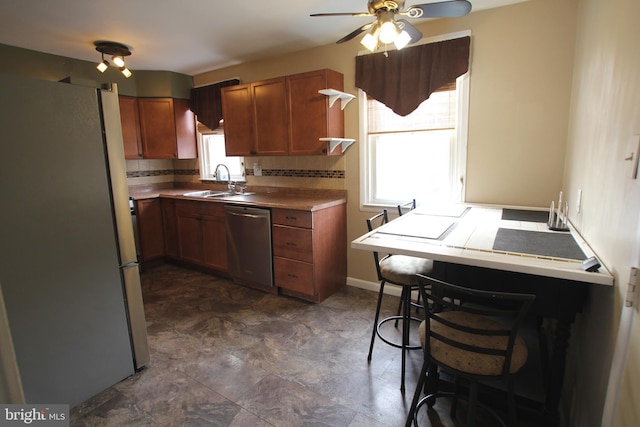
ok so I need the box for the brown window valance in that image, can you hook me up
[189,79,239,130]
[355,36,470,116]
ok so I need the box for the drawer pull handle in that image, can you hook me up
[285,242,297,247]
[286,216,297,220]
[287,274,298,279]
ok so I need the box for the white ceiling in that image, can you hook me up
[0,0,524,76]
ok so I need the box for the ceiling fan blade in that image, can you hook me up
[310,12,373,17]
[336,21,376,44]
[396,19,423,44]
[408,0,472,18]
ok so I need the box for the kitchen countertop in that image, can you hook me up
[129,186,347,212]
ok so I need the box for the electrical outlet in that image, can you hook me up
[253,162,262,177]
[576,189,582,214]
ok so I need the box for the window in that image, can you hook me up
[198,124,245,182]
[360,72,469,209]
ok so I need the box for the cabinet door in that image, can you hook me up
[119,95,143,159]
[222,84,256,156]
[176,202,204,265]
[288,69,345,155]
[138,98,178,159]
[253,77,289,155]
[136,198,165,262]
[202,215,228,272]
[173,98,197,159]
[161,198,178,259]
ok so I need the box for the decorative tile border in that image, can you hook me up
[128,168,345,179]
[247,169,345,179]
[127,169,198,178]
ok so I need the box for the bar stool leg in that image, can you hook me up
[368,281,386,362]
[401,286,412,393]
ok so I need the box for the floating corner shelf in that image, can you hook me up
[320,137,356,154]
[318,89,356,110]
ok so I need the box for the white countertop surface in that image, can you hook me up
[352,205,613,286]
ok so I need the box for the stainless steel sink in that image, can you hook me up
[182,190,227,197]
[183,190,255,198]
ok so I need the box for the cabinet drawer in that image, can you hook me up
[274,257,314,295]
[175,200,225,217]
[272,209,312,228]
[273,225,313,263]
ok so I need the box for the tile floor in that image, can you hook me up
[70,263,541,426]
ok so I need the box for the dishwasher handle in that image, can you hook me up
[226,210,268,220]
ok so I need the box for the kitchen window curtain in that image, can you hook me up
[355,36,470,116]
[189,79,239,130]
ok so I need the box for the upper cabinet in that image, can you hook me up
[222,77,289,156]
[221,69,348,157]
[119,95,143,159]
[120,96,197,160]
[287,69,345,156]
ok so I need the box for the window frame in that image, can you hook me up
[197,125,246,183]
[358,31,470,211]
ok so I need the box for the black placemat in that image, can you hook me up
[501,209,549,223]
[493,228,586,260]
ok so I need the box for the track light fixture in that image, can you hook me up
[94,41,133,78]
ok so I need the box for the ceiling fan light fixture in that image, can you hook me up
[378,17,399,45]
[393,30,411,50]
[360,28,379,52]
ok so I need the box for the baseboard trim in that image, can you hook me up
[346,277,403,297]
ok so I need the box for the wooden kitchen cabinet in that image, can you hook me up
[137,97,197,159]
[222,77,289,156]
[134,198,165,266]
[161,198,179,259]
[287,69,345,156]
[175,200,227,273]
[202,212,228,271]
[221,69,345,157]
[118,95,143,159]
[272,204,346,303]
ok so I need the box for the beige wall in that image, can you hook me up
[563,0,640,425]
[194,0,579,285]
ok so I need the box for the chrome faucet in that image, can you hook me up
[214,164,235,192]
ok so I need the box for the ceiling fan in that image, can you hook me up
[311,0,472,51]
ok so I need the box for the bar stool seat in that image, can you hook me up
[379,256,433,285]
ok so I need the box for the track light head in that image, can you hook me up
[94,41,133,77]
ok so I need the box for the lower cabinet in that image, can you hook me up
[174,200,228,273]
[161,198,179,259]
[144,196,346,302]
[134,198,165,266]
[272,204,346,303]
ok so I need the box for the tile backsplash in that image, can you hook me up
[125,157,346,190]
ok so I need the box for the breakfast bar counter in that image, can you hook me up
[352,204,613,426]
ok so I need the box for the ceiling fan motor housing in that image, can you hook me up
[368,0,404,14]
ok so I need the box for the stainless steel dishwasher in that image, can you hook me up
[225,205,274,288]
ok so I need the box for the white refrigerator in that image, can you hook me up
[0,73,149,407]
